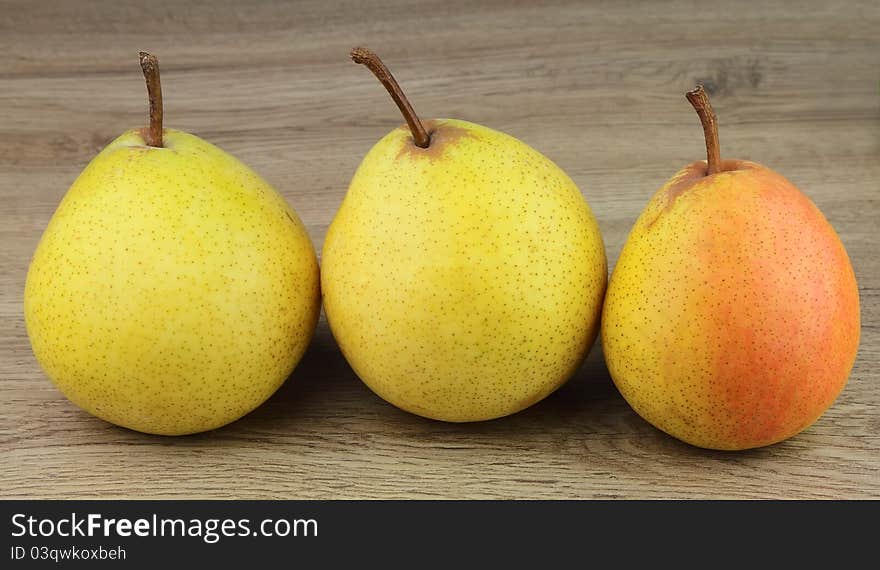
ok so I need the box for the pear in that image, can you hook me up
[321,48,607,422]
[601,86,860,450]
[24,53,320,435]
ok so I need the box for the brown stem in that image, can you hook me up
[685,85,721,175]
[139,51,163,147]
[351,47,430,148]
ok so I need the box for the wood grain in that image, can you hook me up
[1,0,878,499]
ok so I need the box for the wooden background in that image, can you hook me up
[1,0,878,499]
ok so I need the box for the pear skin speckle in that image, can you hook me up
[24,128,321,435]
[322,119,607,422]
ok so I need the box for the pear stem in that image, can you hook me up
[139,51,163,148]
[685,85,721,175]
[351,47,430,149]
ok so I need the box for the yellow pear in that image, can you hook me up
[321,48,607,422]
[24,53,320,435]
[601,87,860,450]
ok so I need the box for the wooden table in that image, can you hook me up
[2,0,878,499]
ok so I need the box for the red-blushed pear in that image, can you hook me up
[601,86,860,450]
